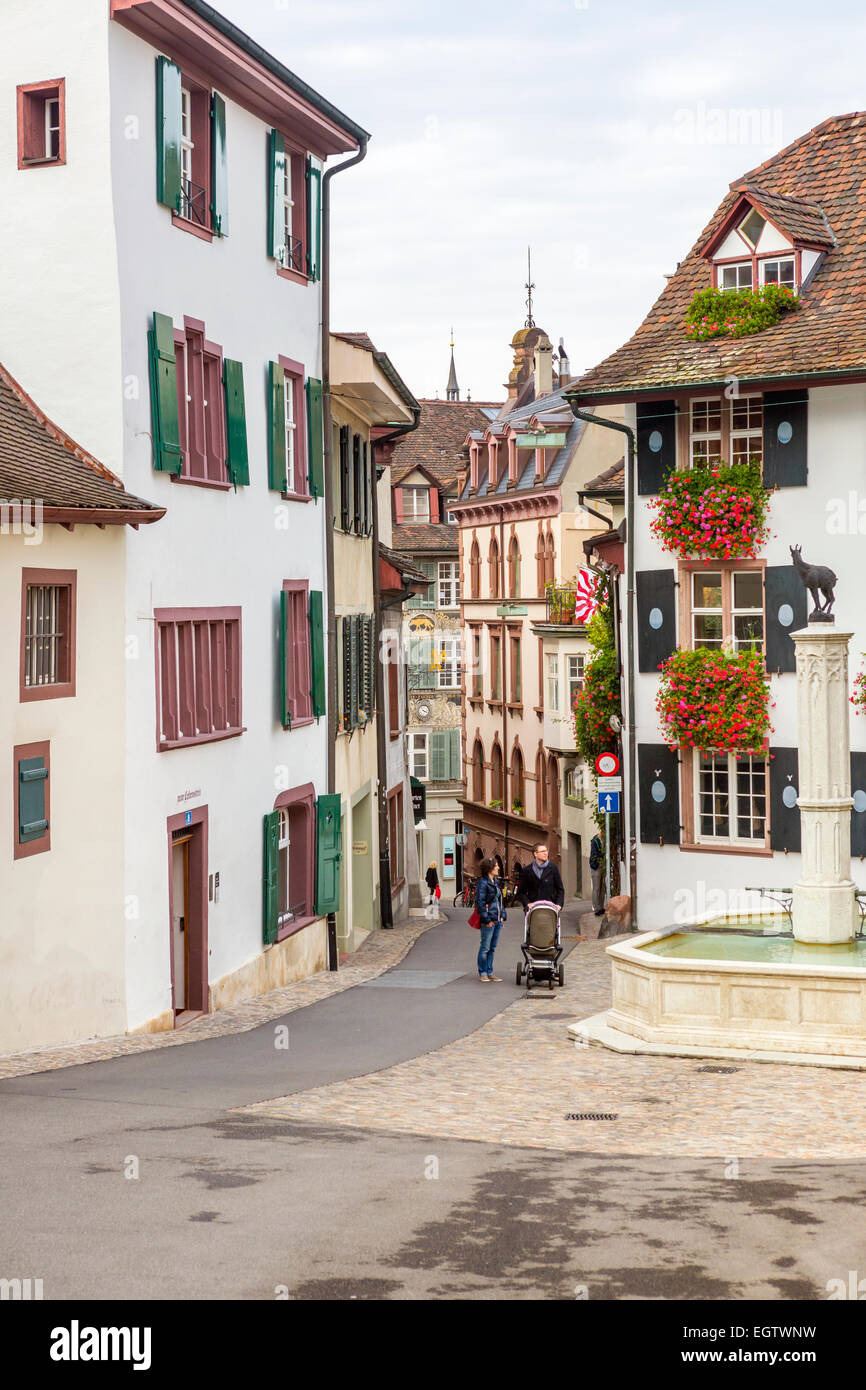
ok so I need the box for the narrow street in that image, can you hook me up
[2,908,864,1301]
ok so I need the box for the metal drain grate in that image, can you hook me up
[696,1065,739,1074]
[565,1112,618,1121]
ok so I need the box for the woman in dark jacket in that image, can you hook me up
[475,859,506,982]
[425,862,440,901]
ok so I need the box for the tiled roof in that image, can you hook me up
[332,331,420,414]
[572,112,866,399]
[582,458,625,496]
[0,363,163,521]
[733,186,834,248]
[391,398,501,490]
[391,521,458,554]
[332,331,378,353]
[458,386,586,500]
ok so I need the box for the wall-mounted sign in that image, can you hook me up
[516,432,567,449]
[408,614,435,634]
[352,841,368,855]
[410,776,426,824]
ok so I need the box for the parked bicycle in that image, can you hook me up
[453,876,477,909]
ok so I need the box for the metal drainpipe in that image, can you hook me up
[568,407,638,929]
[322,137,368,969]
[499,504,508,873]
[371,410,421,928]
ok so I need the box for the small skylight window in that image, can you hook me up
[740,209,766,247]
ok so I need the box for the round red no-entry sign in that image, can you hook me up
[595,752,620,776]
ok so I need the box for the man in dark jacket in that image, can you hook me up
[516,843,565,910]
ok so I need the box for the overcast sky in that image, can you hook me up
[216,0,866,403]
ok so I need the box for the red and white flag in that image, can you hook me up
[574,569,599,624]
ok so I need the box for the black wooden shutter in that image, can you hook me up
[637,400,677,496]
[769,747,800,852]
[339,426,350,530]
[763,389,808,488]
[636,569,677,672]
[638,743,680,845]
[352,435,362,533]
[764,565,807,674]
[852,752,866,859]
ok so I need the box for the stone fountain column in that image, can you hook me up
[791,624,858,943]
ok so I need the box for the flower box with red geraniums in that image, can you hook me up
[648,458,770,561]
[851,663,866,715]
[656,647,772,753]
[685,284,799,340]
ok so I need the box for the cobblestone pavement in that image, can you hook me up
[0,916,439,1080]
[241,935,866,1160]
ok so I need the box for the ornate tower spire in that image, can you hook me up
[524,246,535,328]
[446,327,459,401]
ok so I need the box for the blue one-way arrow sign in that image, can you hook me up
[597,791,620,814]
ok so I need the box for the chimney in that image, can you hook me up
[533,339,552,398]
[558,337,570,384]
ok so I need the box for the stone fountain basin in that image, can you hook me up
[605,925,866,1058]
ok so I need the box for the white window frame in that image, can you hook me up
[566,653,585,710]
[402,486,430,522]
[719,261,753,291]
[180,87,194,190]
[282,154,294,247]
[760,256,795,289]
[546,653,559,712]
[689,397,722,468]
[691,570,724,651]
[729,394,763,468]
[44,96,60,160]
[690,569,764,654]
[694,751,767,847]
[277,809,292,926]
[284,372,296,493]
[446,498,458,524]
[739,209,766,247]
[436,638,462,689]
[410,732,429,782]
[731,571,764,655]
[565,765,585,804]
[437,560,460,609]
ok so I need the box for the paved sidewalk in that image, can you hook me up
[0,914,440,1080]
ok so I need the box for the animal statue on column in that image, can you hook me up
[790,545,837,620]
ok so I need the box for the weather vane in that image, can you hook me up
[525,246,535,328]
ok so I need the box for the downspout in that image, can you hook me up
[322,137,368,969]
[569,407,638,929]
[371,409,421,928]
[499,504,508,874]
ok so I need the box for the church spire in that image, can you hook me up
[446,327,460,401]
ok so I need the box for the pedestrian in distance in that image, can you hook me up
[589,833,605,916]
[516,842,565,911]
[475,858,506,982]
[425,861,440,904]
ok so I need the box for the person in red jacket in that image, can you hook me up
[516,842,564,910]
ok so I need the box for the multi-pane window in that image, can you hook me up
[690,569,763,654]
[410,732,429,781]
[565,765,585,804]
[276,808,308,928]
[282,583,312,726]
[180,87,193,191]
[740,210,766,246]
[490,633,502,700]
[510,633,522,704]
[446,498,458,523]
[567,654,585,710]
[438,561,460,608]
[470,630,482,698]
[402,487,430,522]
[175,322,226,483]
[719,262,753,290]
[546,654,559,712]
[282,156,295,264]
[761,257,795,288]
[23,584,71,691]
[155,608,242,750]
[437,639,462,689]
[406,560,435,609]
[284,375,296,493]
[695,752,766,845]
[730,395,763,467]
[17,80,65,167]
[690,399,722,468]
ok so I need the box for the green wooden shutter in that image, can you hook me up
[279,589,291,729]
[18,756,48,843]
[306,377,324,497]
[267,129,286,259]
[268,361,286,491]
[448,728,461,781]
[156,56,182,212]
[365,615,376,717]
[263,810,280,944]
[309,589,326,718]
[315,793,341,913]
[349,614,360,728]
[407,560,435,609]
[306,155,322,281]
[148,312,182,474]
[222,358,249,486]
[430,732,447,782]
[210,92,228,235]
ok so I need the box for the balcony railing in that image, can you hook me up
[279,235,304,273]
[545,584,579,625]
[180,177,208,227]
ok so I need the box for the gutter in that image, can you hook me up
[370,410,422,928]
[321,136,369,969]
[568,406,638,930]
[567,363,866,407]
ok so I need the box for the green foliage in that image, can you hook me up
[648,457,771,560]
[572,578,619,767]
[656,646,772,752]
[685,283,798,340]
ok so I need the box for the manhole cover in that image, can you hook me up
[565,1113,618,1121]
[696,1065,739,1074]
[543,1013,574,1021]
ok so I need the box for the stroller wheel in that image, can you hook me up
[548,974,555,990]
[515,963,523,986]
[558,964,565,987]
[526,971,533,991]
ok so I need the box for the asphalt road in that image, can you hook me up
[2,907,865,1300]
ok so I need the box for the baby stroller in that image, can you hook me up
[515,900,564,991]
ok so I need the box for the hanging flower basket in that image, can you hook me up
[648,459,770,560]
[685,284,799,340]
[851,662,866,714]
[656,647,772,752]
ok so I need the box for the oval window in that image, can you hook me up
[651,780,666,804]
[854,790,866,814]
[778,603,794,628]
[649,607,663,630]
[782,785,798,809]
[777,421,793,445]
[648,430,663,453]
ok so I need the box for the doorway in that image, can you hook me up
[568,831,583,898]
[167,808,209,1024]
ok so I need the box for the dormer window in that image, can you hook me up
[720,262,752,291]
[402,486,430,522]
[740,208,766,247]
[761,257,795,289]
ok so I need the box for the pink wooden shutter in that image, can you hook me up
[394,488,405,523]
[429,488,440,523]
